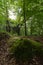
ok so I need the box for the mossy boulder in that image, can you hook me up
[9,38,43,61]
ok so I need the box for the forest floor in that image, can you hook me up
[0,33,43,65]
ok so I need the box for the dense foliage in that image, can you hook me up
[0,0,43,35]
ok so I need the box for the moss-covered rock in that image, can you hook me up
[9,38,43,62]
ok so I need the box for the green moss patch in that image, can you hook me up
[9,38,43,61]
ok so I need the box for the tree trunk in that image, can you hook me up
[23,0,27,36]
[6,5,11,32]
[6,20,11,32]
[30,21,33,36]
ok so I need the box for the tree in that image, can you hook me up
[23,0,27,36]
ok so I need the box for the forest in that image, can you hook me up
[0,0,43,65]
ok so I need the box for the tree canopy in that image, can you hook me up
[0,0,43,36]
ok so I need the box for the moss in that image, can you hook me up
[9,38,43,61]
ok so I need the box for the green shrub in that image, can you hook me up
[0,32,11,41]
